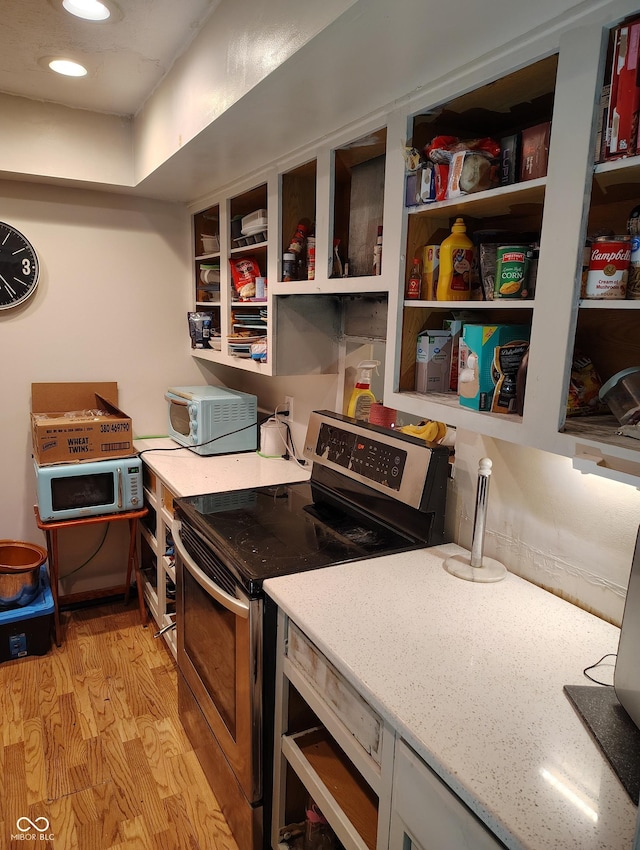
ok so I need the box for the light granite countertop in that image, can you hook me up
[264,543,637,850]
[133,437,310,497]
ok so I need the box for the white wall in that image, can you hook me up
[0,94,133,188]
[447,431,640,625]
[0,179,205,551]
[133,0,357,183]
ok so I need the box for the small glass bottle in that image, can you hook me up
[304,798,336,850]
[307,236,316,280]
[406,257,422,299]
[282,252,296,282]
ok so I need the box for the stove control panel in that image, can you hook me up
[316,422,406,491]
[304,410,446,510]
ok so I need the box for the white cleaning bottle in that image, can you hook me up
[347,360,380,421]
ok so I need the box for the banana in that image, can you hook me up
[399,420,445,444]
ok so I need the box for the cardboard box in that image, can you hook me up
[458,324,530,411]
[606,20,640,158]
[596,83,611,162]
[519,122,551,181]
[443,316,474,392]
[499,133,520,185]
[490,340,530,414]
[404,171,419,207]
[31,382,134,465]
[415,330,452,394]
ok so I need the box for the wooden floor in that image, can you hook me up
[0,600,239,850]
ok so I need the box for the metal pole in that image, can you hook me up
[470,458,492,569]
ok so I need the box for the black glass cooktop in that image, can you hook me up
[175,481,423,595]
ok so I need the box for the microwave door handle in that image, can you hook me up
[116,468,123,509]
[164,394,189,405]
[172,519,249,619]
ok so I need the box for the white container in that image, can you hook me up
[200,266,220,284]
[201,234,220,253]
[241,209,268,235]
[415,330,452,394]
[260,418,287,457]
[599,367,640,425]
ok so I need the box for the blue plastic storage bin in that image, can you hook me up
[0,567,54,661]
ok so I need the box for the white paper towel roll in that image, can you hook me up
[260,418,287,457]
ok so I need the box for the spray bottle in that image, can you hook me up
[347,360,380,421]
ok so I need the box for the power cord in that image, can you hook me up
[583,653,616,686]
[58,522,110,579]
[136,412,273,458]
[273,404,307,468]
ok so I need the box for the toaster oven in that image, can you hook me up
[166,385,257,455]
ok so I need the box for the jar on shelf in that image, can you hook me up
[282,253,296,282]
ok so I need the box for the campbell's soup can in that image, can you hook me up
[494,245,532,298]
[585,236,630,299]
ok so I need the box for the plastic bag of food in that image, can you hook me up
[566,351,608,416]
[188,311,214,349]
[229,256,261,300]
[447,150,497,197]
[424,135,501,164]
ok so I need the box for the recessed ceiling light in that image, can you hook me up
[48,59,88,77]
[62,0,110,21]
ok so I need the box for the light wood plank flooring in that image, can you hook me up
[0,600,239,850]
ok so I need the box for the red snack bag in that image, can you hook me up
[424,135,459,163]
[433,164,449,201]
[229,256,261,299]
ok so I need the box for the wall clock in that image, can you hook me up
[0,221,40,310]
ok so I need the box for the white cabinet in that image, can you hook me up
[272,613,394,850]
[188,3,640,483]
[271,613,504,850]
[389,740,504,850]
[139,464,177,659]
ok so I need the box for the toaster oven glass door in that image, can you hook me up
[169,399,190,437]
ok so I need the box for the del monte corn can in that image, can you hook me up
[494,245,533,298]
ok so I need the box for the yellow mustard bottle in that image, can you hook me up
[436,217,473,301]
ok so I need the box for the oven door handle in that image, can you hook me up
[172,519,250,618]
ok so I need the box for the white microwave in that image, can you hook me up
[35,456,143,521]
[165,386,257,455]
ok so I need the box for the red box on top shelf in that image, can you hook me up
[606,18,640,159]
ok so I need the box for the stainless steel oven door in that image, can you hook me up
[173,518,262,803]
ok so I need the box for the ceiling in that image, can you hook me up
[0,0,220,116]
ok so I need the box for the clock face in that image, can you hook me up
[0,221,40,310]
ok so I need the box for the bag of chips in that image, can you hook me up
[188,311,214,349]
[229,256,261,300]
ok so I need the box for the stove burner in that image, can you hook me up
[232,517,323,562]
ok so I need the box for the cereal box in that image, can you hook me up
[458,324,530,411]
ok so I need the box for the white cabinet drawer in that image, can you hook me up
[390,740,505,849]
[286,621,383,767]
